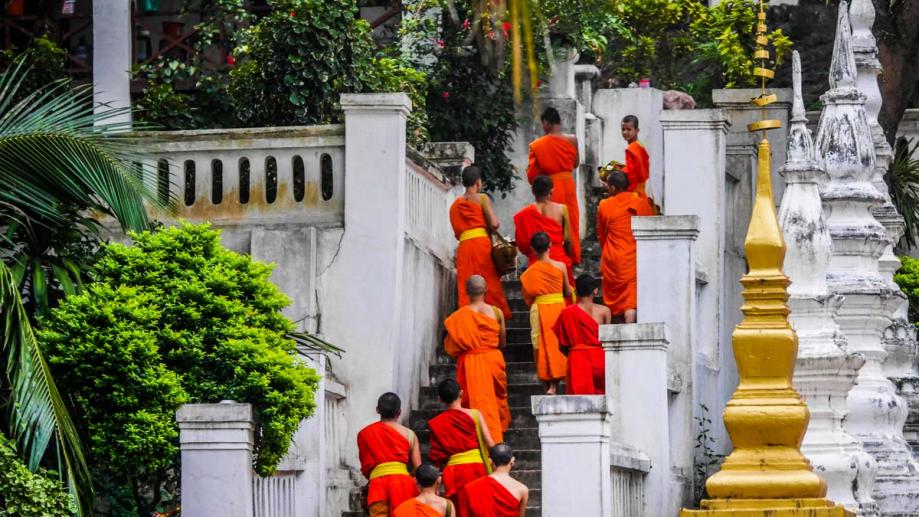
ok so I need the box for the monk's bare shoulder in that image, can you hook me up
[561,133,578,147]
[546,258,567,276]
[508,476,529,500]
[595,304,612,325]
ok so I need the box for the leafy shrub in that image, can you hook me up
[0,436,74,515]
[896,255,919,327]
[0,35,67,105]
[39,223,319,515]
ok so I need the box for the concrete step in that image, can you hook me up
[409,406,539,432]
[417,384,545,411]
[429,343,536,366]
[428,361,540,386]
[415,427,541,452]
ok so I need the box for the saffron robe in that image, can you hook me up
[597,192,653,315]
[553,305,605,395]
[394,499,447,517]
[622,141,650,196]
[444,307,511,443]
[526,135,581,264]
[520,261,567,382]
[428,409,489,503]
[450,196,512,319]
[513,204,574,285]
[458,477,521,517]
[357,422,420,509]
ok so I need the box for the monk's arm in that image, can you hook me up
[561,270,572,299]
[526,146,540,184]
[561,207,573,257]
[477,409,497,448]
[596,206,606,245]
[410,432,422,472]
[482,196,501,231]
[601,306,612,325]
[567,135,580,168]
[518,490,530,517]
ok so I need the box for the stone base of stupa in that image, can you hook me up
[682,498,855,516]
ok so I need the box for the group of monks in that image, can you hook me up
[355,109,654,517]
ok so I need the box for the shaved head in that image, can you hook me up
[491,443,514,467]
[466,275,487,297]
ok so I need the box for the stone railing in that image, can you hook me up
[405,148,457,264]
[609,444,650,517]
[141,125,346,226]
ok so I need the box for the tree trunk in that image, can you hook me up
[875,0,919,146]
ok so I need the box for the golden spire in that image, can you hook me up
[680,1,852,514]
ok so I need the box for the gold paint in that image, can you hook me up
[754,49,770,60]
[753,67,775,79]
[681,1,853,514]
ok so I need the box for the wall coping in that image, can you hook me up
[600,323,669,351]
[531,394,608,416]
[633,215,700,240]
[176,401,254,425]
[340,93,412,114]
[660,108,730,132]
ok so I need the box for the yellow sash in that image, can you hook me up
[472,411,493,474]
[534,293,565,305]
[530,293,565,351]
[447,449,484,466]
[459,227,489,242]
[369,461,409,479]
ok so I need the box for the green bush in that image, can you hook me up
[39,223,319,515]
[896,255,919,327]
[0,436,74,516]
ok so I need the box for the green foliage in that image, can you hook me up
[895,255,919,328]
[39,223,320,515]
[369,56,430,146]
[888,137,919,250]
[0,436,74,516]
[693,403,723,507]
[0,35,67,106]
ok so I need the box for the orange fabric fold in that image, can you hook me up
[394,499,444,517]
[450,198,511,319]
[526,135,581,264]
[622,141,650,196]
[444,308,511,443]
[520,261,567,382]
[513,205,574,285]
[358,422,419,508]
[597,191,653,315]
[428,409,488,501]
[553,305,605,395]
[458,477,520,517]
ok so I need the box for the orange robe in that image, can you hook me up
[428,409,489,505]
[622,141,650,196]
[357,422,419,511]
[458,477,521,517]
[597,192,653,315]
[520,261,567,382]
[513,204,574,285]
[444,307,511,443]
[450,197,512,319]
[394,499,445,517]
[527,135,581,264]
[553,305,605,395]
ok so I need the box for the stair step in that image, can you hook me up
[418,384,545,411]
[410,407,538,431]
[428,361,541,386]
[415,427,541,452]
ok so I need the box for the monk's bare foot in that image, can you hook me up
[545,381,558,395]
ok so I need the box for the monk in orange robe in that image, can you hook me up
[597,171,652,324]
[526,107,581,264]
[617,115,650,196]
[444,275,511,442]
[519,232,570,395]
[553,274,610,395]
[450,165,511,320]
[428,379,495,510]
[358,392,422,516]
[514,175,574,285]
[458,444,528,517]
[393,464,454,517]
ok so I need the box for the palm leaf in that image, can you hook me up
[888,137,919,250]
[0,261,90,512]
[287,330,345,357]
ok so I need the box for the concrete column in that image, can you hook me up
[531,395,611,516]
[602,323,671,517]
[632,215,699,506]
[92,0,132,126]
[331,93,410,471]
[177,402,255,517]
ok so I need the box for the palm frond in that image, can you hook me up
[888,136,919,250]
[0,261,91,512]
[287,331,345,357]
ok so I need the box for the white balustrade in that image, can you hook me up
[404,157,456,263]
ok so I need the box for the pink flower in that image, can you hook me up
[290,10,296,17]
[487,30,496,40]
[435,39,445,48]
[463,18,471,30]
[442,91,450,101]
[502,21,511,38]
[226,54,236,66]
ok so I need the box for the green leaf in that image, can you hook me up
[50,265,76,296]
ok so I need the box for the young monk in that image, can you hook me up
[457,444,529,517]
[614,115,650,196]
[519,232,570,394]
[428,379,495,510]
[527,107,581,264]
[450,165,512,320]
[393,463,455,517]
[443,275,511,443]
[597,171,653,324]
[514,175,574,285]
[553,274,610,395]
[358,393,422,516]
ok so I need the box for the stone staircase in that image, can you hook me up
[342,278,543,516]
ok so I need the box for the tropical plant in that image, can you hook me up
[0,435,73,515]
[38,223,321,516]
[888,137,919,250]
[0,56,169,513]
[894,255,919,327]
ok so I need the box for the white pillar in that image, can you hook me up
[531,395,610,516]
[177,402,255,517]
[92,0,132,126]
[633,215,699,506]
[326,93,410,471]
[602,323,671,516]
